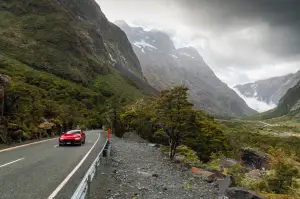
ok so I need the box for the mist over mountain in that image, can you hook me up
[115,20,256,117]
[234,71,300,112]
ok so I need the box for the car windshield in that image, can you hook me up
[65,130,81,135]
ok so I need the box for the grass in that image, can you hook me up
[220,121,300,161]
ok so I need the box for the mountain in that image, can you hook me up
[115,20,256,117]
[234,71,300,106]
[0,0,154,137]
[264,79,300,119]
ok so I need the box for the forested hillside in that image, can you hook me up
[0,0,154,142]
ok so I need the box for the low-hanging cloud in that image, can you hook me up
[97,0,300,86]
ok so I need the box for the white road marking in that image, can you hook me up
[0,158,25,168]
[47,132,101,199]
[53,145,59,148]
[0,138,58,153]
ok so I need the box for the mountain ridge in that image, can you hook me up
[115,20,256,117]
[234,71,300,106]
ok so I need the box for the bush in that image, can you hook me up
[176,145,202,168]
[152,129,169,145]
[239,148,300,196]
[226,164,246,186]
[264,148,299,194]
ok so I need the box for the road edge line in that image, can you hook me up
[47,131,101,199]
[0,138,58,153]
[0,158,25,168]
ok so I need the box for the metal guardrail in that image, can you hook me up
[71,137,111,199]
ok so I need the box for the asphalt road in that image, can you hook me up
[0,130,107,199]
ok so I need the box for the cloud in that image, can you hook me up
[97,0,300,86]
[234,89,276,112]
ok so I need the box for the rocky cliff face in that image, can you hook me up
[234,71,300,106]
[115,21,256,117]
[0,0,148,86]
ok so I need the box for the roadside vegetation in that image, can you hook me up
[120,86,228,161]
[117,86,300,198]
[0,55,144,143]
[219,120,300,198]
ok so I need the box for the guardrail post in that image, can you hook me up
[103,142,110,164]
[107,143,111,163]
[87,174,91,199]
[94,162,98,179]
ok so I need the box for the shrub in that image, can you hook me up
[152,129,169,145]
[264,148,299,194]
[176,145,202,168]
[226,164,246,186]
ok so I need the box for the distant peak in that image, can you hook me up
[177,46,202,60]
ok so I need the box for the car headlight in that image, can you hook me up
[75,137,81,140]
[60,137,64,140]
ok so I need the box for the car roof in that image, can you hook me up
[66,130,81,133]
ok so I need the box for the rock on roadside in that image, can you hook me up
[225,187,265,199]
[240,148,270,170]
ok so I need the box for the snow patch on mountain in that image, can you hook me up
[133,40,157,50]
[234,88,276,112]
[178,52,195,59]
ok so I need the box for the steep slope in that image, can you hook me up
[0,0,147,83]
[234,71,300,106]
[0,0,153,138]
[264,79,300,118]
[115,21,256,117]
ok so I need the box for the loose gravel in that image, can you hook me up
[90,133,219,199]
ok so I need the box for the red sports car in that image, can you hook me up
[59,130,86,146]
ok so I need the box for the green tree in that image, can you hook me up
[120,87,228,162]
[105,95,126,137]
[265,148,299,194]
[121,97,156,139]
[153,86,195,159]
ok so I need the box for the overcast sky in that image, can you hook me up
[97,0,300,87]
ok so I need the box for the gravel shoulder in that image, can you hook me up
[90,133,219,199]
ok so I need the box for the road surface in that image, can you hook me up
[0,130,107,199]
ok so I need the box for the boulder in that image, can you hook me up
[225,187,265,199]
[240,148,269,170]
[217,175,234,194]
[191,167,218,182]
[222,158,239,167]
[200,166,226,179]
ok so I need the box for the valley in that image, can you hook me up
[0,0,300,198]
